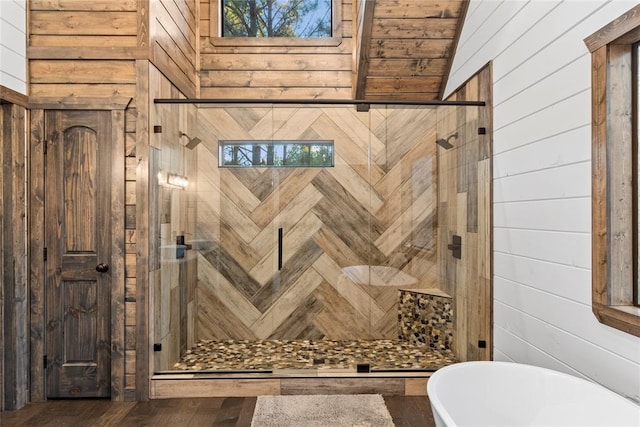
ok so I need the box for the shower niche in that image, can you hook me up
[151,102,483,375]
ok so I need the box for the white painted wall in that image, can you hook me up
[0,0,26,94]
[445,0,640,403]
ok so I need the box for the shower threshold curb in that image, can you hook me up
[150,370,436,398]
[152,369,436,379]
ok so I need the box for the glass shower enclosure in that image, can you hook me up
[153,102,452,373]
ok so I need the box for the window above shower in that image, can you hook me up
[221,0,332,38]
[209,0,342,47]
[219,140,334,167]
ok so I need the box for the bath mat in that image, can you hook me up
[250,394,395,427]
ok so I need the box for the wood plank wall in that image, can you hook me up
[436,65,492,362]
[199,0,353,99]
[28,109,45,404]
[353,0,372,98]
[134,59,150,401]
[28,0,140,103]
[28,0,198,102]
[149,0,200,98]
[0,101,28,411]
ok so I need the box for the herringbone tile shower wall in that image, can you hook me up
[195,106,439,340]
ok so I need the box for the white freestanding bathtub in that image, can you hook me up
[427,361,640,427]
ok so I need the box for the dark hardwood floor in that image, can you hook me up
[0,396,435,426]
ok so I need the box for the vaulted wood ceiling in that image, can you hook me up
[355,0,468,100]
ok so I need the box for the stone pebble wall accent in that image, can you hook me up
[398,290,454,351]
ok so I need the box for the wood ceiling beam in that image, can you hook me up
[354,0,376,99]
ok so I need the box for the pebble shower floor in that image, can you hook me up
[172,339,456,372]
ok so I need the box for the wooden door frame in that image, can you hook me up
[29,101,127,402]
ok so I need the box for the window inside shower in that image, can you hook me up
[219,140,334,167]
[151,102,471,374]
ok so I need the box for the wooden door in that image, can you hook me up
[44,110,112,398]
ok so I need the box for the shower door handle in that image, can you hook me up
[278,228,283,271]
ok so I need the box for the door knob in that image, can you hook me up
[96,263,109,273]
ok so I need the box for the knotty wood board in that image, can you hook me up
[1,103,28,409]
[152,379,281,398]
[29,109,46,403]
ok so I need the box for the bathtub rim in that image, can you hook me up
[426,360,640,427]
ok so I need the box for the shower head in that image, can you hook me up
[180,132,202,149]
[436,138,454,150]
[185,136,202,149]
[436,132,458,150]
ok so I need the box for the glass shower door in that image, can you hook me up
[266,105,376,370]
[197,104,379,371]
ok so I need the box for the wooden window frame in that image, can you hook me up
[210,0,343,47]
[585,4,640,338]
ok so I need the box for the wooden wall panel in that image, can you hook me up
[134,59,150,400]
[437,64,492,362]
[29,60,136,84]
[1,102,28,410]
[110,110,127,401]
[29,35,137,48]
[27,2,141,104]
[29,109,46,404]
[200,0,352,99]
[30,12,137,35]
[195,106,439,341]
[124,100,137,390]
[343,0,353,38]
[199,0,210,38]
[124,98,137,400]
[353,0,374,98]
[149,0,199,98]
[1,104,6,411]
[29,1,138,49]
[30,0,137,11]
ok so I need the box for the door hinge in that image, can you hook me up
[43,247,47,261]
[447,235,462,259]
[43,355,48,369]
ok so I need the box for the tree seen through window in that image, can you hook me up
[222,0,332,38]
[219,141,334,167]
